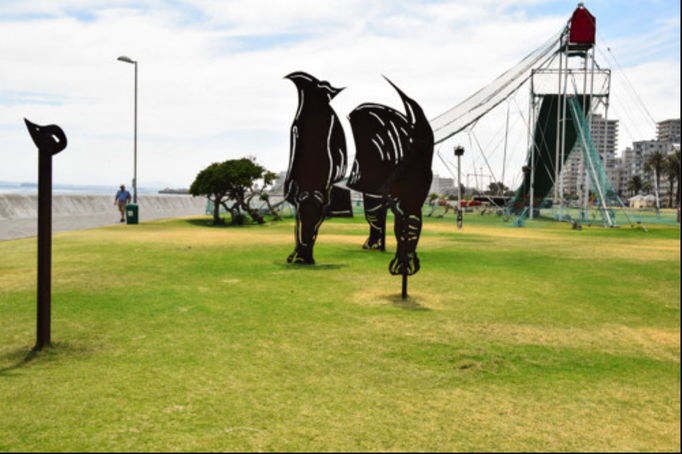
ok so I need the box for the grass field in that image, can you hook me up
[1,214,679,452]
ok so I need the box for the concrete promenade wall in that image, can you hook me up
[0,194,207,241]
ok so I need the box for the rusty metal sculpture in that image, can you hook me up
[284,72,347,264]
[25,118,67,351]
[347,78,434,298]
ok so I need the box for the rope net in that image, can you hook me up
[430,31,563,144]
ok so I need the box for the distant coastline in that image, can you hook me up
[0,181,167,196]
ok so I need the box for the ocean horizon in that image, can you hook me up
[0,182,173,196]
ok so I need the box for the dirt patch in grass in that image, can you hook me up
[392,321,681,363]
[0,269,35,293]
[424,223,554,240]
[353,287,446,311]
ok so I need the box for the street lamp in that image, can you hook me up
[117,55,138,204]
[454,145,465,228]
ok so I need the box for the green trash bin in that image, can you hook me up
[125,203,139,225]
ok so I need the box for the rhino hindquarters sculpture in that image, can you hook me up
[347,78,434,276]
[284,72,347,264]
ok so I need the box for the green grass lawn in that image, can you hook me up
[1,214,679,452]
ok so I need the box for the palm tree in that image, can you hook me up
[644,151,666,216]
[664,155,676,207]
[667,150,681,207]
[627,175,643,196]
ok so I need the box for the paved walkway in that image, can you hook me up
[0,194,207,241]
[0,210,204,242]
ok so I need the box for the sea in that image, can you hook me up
[0,181,165,196]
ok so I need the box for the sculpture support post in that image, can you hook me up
[36,146,52,350]
[25,119,67,352]
[402,274,408,300]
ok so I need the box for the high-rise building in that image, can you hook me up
[562,114,619,195]
[620,119,680,195]
[656,119,681,143]
[429,174,455,195]
[627,140,678,189]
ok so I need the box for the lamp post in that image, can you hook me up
[117,55,138,204]
[454,145,465,228]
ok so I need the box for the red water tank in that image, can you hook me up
[569,4,596,47]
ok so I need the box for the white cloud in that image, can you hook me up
[1,0,679,189]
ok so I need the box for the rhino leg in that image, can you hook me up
[388,202,422,276]
[362,193,387,251]
[287,190,326,265]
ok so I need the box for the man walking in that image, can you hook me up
[115,185,132,222]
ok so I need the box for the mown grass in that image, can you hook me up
[0,214,679,452]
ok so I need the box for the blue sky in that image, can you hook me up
[0,0,679,189]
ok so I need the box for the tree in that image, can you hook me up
[249,171,282,221]
[426,193,439,217]
[487,181,508,196]
[664,154,676,207]
[627,175,643,196]
[644,151,666,214]
[189,158,268,225]
[665,149,681,207]
[189,162,230,224]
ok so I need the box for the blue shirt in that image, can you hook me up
[116,190,132,203]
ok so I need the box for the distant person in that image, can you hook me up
[115,185,132,222]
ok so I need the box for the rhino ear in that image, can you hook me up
[24,119,67,156]
[322,83,344,99]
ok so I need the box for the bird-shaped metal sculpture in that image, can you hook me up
[347,78,434,279]
[284,71,347,264]
[24,118,67,351]
[25,119,67,156]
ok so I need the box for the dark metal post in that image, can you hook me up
[25,119,67,351]
[402,274,408,300]
[36,143,52,350]
[455,146,465,229]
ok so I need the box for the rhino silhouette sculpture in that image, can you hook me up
[284,72,347,264]
[283,73,433,277]
[346,77,434,276]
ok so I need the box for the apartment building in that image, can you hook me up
[562,114,619,195]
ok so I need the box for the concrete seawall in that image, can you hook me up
[0,194,207,241]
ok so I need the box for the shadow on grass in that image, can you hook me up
[0,342,93,377]
[181,218,282,228]
[384,294,432,311]
[344,249,394,254]
[273,262,349,271]
[0,347,42,377]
